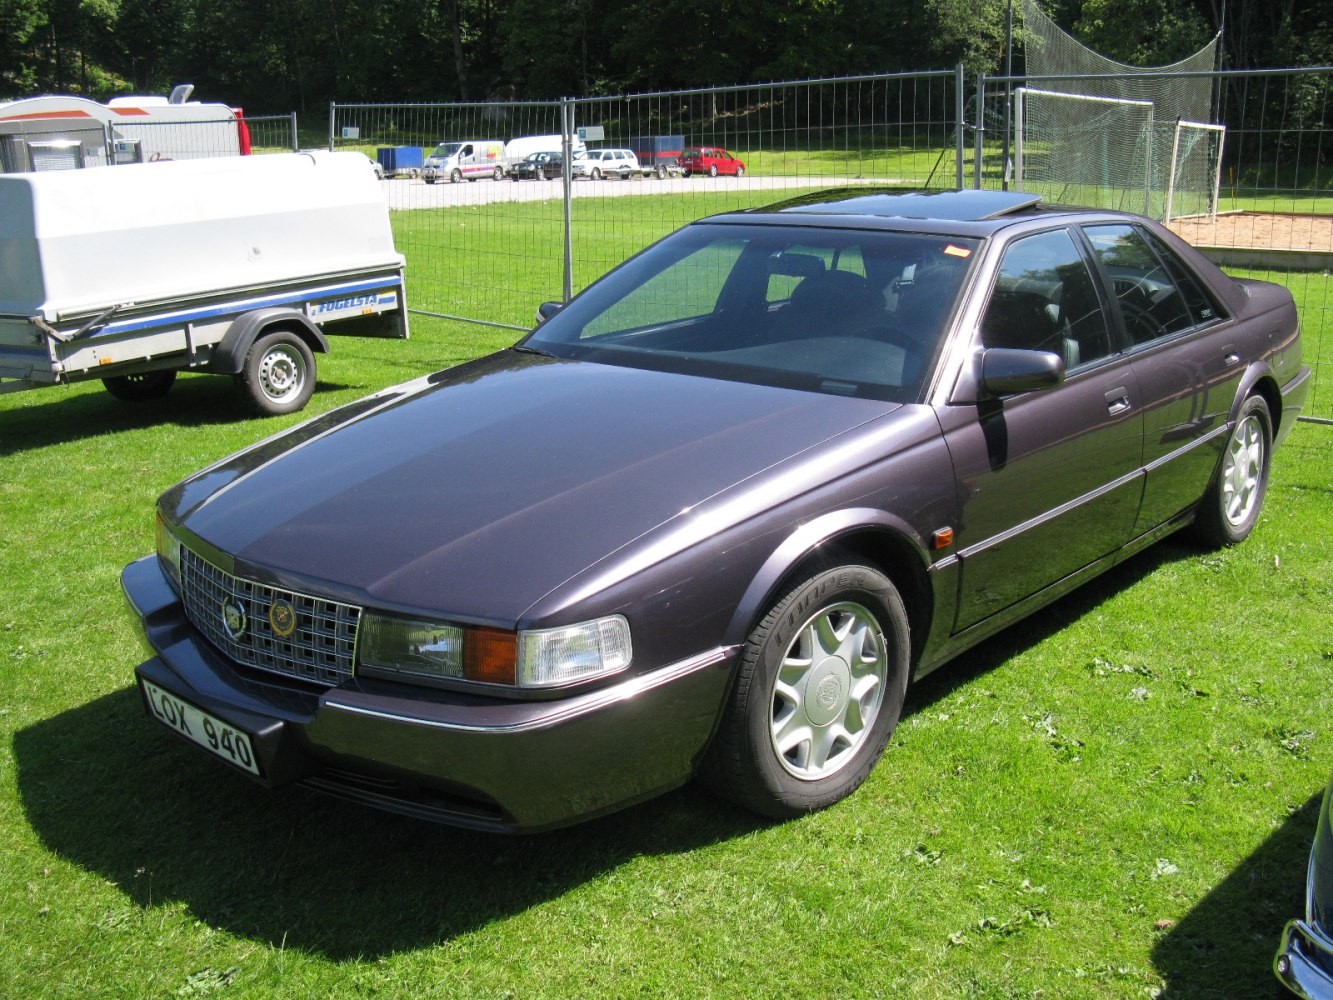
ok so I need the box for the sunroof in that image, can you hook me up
[774,189,1044,222]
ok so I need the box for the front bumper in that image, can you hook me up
[1276,916,1333,999]
[122,555,734,833]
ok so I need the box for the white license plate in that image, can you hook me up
[142,680,260,776]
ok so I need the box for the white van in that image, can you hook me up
[503,134,586,175]
[421,139,505,183]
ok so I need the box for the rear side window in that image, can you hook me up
[1083,224,1222,346]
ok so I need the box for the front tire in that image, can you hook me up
[450,168,462,183]
[1194,394,1272,546]
[700,561,910,819]
[102,370,177,402]
[736,165,746,178]
[239,331,316,416]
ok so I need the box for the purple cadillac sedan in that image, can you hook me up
[124,189,1310,832]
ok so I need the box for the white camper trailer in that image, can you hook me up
[0,84,249,173]
[0,151,407,415]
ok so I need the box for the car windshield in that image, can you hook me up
[525,223,981,401]
[431,143,463,157]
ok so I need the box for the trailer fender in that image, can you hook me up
[208,308,329,375]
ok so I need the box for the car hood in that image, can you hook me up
[164,350,903,623]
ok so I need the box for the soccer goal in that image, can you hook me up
[1014,87,1155,214]
[1164,120,1226,223]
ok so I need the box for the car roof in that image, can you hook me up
[701,188,1122,238]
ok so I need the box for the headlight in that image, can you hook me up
[518,617,632,688]
[155,511,182,594]
[358,613,631,689]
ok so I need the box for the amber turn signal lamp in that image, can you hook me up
[464,627,518,684]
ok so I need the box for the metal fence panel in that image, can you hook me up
[330,69,967,330]
[977,68,1331,421]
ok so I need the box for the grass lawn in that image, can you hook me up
[1,297,1330,997]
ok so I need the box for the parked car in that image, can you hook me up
[1276,773,1333,997]
[421,140,506,183]
[681,146,746,177]
[125,188,1309,833]
[576,148,652,180]
[509,150,563,181]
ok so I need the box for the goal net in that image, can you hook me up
[1015,88,1155,213]
[1016,0,1222,220]
[1164,120,1226,221]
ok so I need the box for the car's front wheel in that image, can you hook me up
[701,560,909,819]
[1194,393,1272,546]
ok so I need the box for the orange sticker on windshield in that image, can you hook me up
[943,245,972,258]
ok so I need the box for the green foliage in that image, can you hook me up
[8,0,1327,111]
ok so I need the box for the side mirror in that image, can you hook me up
[980,348,1065,397]
[535,300,564,326]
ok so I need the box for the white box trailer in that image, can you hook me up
[0,150,407,415]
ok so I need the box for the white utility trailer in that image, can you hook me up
[0,150,407,414]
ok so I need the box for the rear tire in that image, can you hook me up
[708,164,719,177]
[1193,394,1272,546]
[102,370,177,402]
[493,165,504,180]
[699,560,910,819]
[239,331,316,416]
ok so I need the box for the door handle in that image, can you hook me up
[1104,386,1132,416]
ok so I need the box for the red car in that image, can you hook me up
[681,146,746,177]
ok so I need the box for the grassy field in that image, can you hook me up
[2,222,1332,997]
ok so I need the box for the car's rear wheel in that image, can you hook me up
[700,560,909,819]
[493,165,504,180]
[709,164,719,177]
[1194,393,1272,546]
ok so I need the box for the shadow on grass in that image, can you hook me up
[14,534,1221,962]
[1152,790,1317,998]
[0,375,354,457]
[13,686,767,960]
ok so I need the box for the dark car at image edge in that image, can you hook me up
[124,188,1310,833]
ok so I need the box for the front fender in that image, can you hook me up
[722,508,932,648]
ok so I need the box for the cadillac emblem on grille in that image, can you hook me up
[180,547,361,687]
[221,598,248,639]
[269,598,297,638]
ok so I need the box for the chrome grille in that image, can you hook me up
[179,547,360,686]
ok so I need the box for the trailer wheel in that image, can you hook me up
[102,370,177,402]
[656,163,668,179]
[240,330,315,416]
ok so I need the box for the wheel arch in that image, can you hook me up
[208,308,329,375]
[723,509,935,671]
[1235,363,1282,439]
